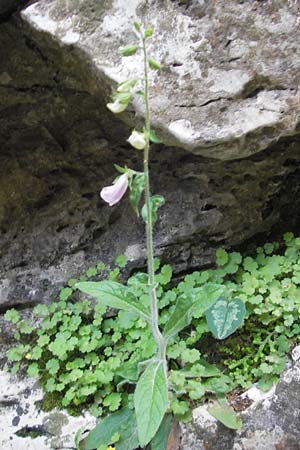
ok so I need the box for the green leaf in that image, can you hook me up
[192,283,226,318]
[46,359,60,375]
[148,58,161,70]
[97,261,106,270]
[113,91,132,105]
[86,267,97,278]
[19,320,34,334]
[141,195,165,224]
[150,130,162,144]
[134,22,141,33]
[117,79,137,93]
[33,304,49,318]
[120,45,139,56]
[116,362,139,382]
[163,294,195,340]
[134,360,168,447]
[136,90,145,98]
[216,248,229,266]
[129,174,145,216]
[116,254,128,268]
[156,265,172,286]
[60,287,73,301]
[27,363,39,377]
[7,345,28,362]
[82,407,139,450]
[103,392,122,412]
[151,414,172,450]
[144,28,154,38]
[257,375,278,391]
[114,164,128,174]
[4,308,20,324]
[76,281,150,321]
[187,380,205,400]
[208,403,242,430]
[205,296,246,340]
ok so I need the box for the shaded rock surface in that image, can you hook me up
[181,362,300,450]
[0,0,300,308]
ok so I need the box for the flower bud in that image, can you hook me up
[106,101,127,114]
[127,130,146,150]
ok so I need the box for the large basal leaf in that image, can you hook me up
[205,296,246,340]
[82,407,139,450]
[134,360,168,447]
[76,281,150,321]
[151,414,173,450]
[163,294,194,340]
[207,402,242,430]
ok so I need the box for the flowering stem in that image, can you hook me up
[142,36,167,366]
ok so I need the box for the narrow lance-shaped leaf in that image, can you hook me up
[134,360,169,447]
[150,130,163,144]
[148,58,161,70]
[114,164,128,174]
[205,296,246,340]
[75,281,150,321]
[130,174,145,216]
[163,294,194,340]
[82,407,139,450]
[117,79,137,93]
[163,283,225,340]
[134,21,141,33]
[120,44,139,56]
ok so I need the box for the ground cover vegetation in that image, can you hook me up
[4,232,300,447]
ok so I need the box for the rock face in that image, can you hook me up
[0,370,96,449]
[2,360,300,450]
[181,362,300,450]
[0,0,300,310]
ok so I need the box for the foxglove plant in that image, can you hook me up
[77,23,169,448]
[76,22,246,450]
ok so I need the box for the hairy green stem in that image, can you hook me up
[142,36,167,365]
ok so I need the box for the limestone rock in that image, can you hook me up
[21,0,300,160]
[181,362,300,450]
[0,0,300,307]
[0,370,96,449]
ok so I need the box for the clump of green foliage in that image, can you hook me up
[208,232,300,390]
[4,255,232,422]
[5,232,300,425]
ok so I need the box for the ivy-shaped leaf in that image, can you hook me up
[205,296,246,340]
[134,360,168,447]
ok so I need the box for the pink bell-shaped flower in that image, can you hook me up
[100,173,129,206]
